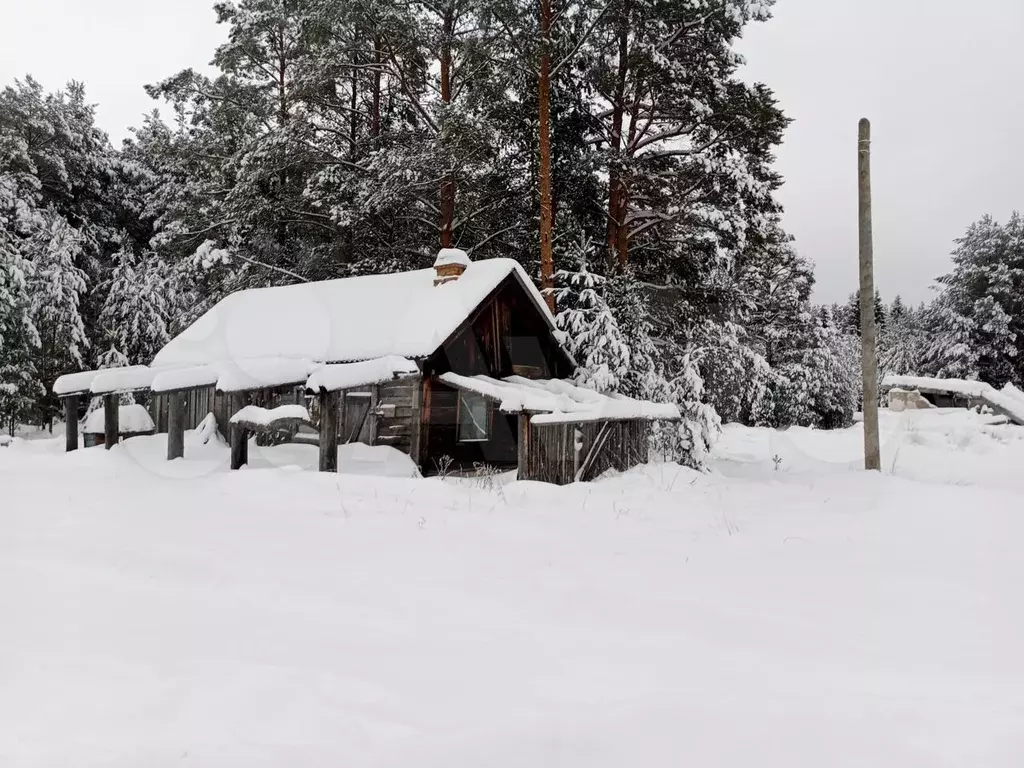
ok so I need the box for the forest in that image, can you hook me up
[1,0,1022,466]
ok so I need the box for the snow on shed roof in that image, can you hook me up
[152,259,556,370]
[440,373,681,424]
[882,374,1024,426]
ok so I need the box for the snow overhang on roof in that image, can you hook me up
[89,366,161,395]
[439,374,681,424]
[53,369,104,396]
[306,356,419,393]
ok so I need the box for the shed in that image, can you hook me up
[52,251,681,483]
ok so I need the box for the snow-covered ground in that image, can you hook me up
[1,409,1022,766]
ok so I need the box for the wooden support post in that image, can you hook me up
[368,385,380,446]
[103,394,118,450]
[409,379,424,469]
[517,414,531,481]
[229,392,248,469]
[167,392,185,461]
[858,118,881,471]
[230,424,248,469]
[64,395,79,452]
[318,390,340,473]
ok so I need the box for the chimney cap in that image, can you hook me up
[434,248,471,269]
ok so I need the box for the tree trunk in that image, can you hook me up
[606,5,630,270]
[439,4,456,249]
[371,33,382,139]
[537,0,555,311]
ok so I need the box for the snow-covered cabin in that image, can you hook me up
[54,251,680,483]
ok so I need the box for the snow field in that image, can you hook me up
[0,408,1022,766]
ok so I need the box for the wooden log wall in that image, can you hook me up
[519,419,650,485]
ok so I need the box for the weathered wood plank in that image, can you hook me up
[103,394,118,450]
[64,395,79,453]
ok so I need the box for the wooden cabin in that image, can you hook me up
[53,250,680,483]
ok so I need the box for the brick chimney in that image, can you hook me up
[433,248,471,286]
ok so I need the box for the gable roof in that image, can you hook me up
[152,258,559,369]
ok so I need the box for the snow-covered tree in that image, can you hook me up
[879,295,924,379]
[923,213,1024,386]
[26,211,89,425]
[554,247,630,393]
[97,238,173,366]
[0,211,41,433]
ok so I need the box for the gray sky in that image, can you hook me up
[2,0,1023,305]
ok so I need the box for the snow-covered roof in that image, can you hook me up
[90,366,162,395]
[53,369,103,396]
[216,357,317,393]
[83,404,156,434]
[150,365,220,394]
[882,374,1024,426]
[152,258,557,369]
[439,374,681,424]
[306,356,419,392]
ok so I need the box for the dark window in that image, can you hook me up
[458,391,490,442]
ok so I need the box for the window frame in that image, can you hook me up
[457,390,491,443]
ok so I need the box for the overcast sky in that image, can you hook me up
[2,0,1022,304]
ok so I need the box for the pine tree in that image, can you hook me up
[26,211,89,426]
[879,295,923,379]
[554,241,630,392]
[0,217,41,434]
[98,239,172,366]
[924,213,1024,385]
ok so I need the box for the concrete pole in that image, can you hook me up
[858,118,881,471]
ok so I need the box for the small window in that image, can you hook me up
[458,391,490,442]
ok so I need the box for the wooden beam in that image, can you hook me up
[64,395,79,452]
[318,390,340,473]
[103,394,118,450]
[167,392,185,461]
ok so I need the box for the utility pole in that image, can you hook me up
[858,118,881,471]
